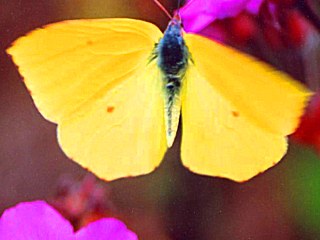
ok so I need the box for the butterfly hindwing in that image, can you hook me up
[58,62,167,180]
[181,65,287,182]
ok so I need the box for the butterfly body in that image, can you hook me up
[155,17,189,146]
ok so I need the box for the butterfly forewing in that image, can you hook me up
[7,19,163,123]
[184,34,310,136]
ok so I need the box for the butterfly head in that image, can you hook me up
[166,13,183,37]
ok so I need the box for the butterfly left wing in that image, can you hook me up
[7,19,167,180]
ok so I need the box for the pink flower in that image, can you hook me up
[0,201,137,240]
[180,0,265,32]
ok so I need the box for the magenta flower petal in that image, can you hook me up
[180,0,264,32]
[75,218,138,240]
[0,201,74,240]
[0,201,138,240]
[246,0,264,14]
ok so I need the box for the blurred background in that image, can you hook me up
[1,0,320,239]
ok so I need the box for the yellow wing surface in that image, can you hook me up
[7,19,167,180]
[184,34,310,136]
[182,34,310,182]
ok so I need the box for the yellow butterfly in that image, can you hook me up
[7,11,310,182]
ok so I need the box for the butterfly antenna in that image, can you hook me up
[153,0,172,19]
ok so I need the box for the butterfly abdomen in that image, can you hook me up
[155,19,189,147]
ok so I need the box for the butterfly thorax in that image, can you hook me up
[155,17,189,147]
[157,19,188,77]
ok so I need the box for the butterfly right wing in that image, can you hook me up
[180,33,310,182]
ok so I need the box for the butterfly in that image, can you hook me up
[7,9,310,182]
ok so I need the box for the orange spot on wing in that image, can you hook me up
[107,106,115,113]
[232,111,239,117]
